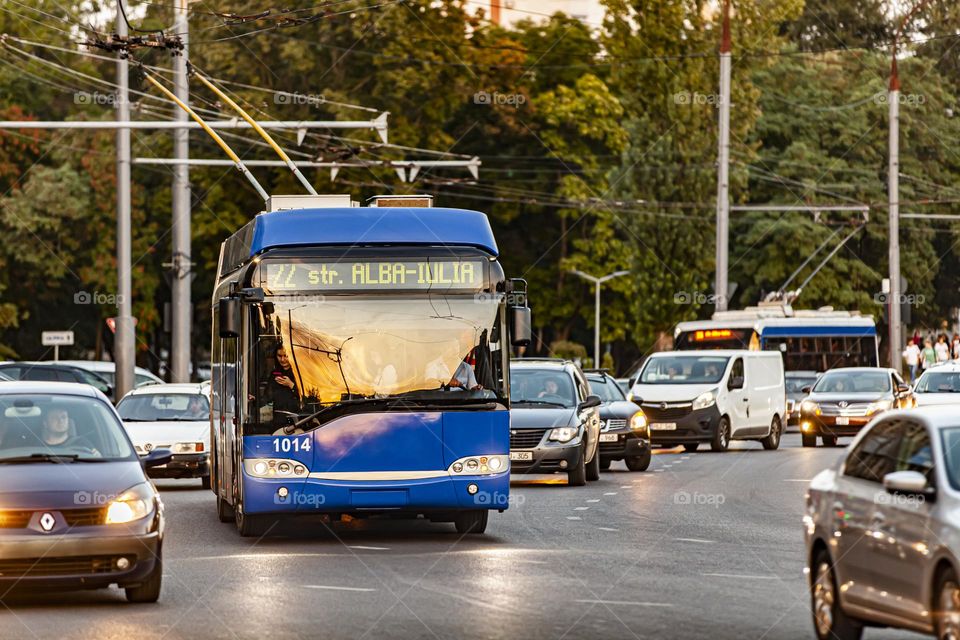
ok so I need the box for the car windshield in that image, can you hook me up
[915,372,960,393]
[942,428,960,490]
[0,394,135,461]
[813,371,890,393]
[117,394,210,421]
[587,376,625,402]
[639,356,729,384]
[510,369,577,408]
[786,376,818,394]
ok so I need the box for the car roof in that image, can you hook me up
[920,362,960,373]
[55,360,161,377]
[510,359,577,371]
[648,349,777,357]
[0,380,100,397]
[822,367,894,374]
[880,406,960,431]
[123,382,210,397]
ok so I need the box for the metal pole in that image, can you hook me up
[115,1,135,399]
[888,59,902,369]
[171,0,190,383]
[594,281,601,367]
[715,0,731,311]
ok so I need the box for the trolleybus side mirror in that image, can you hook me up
[510,306,532,347]
[219,297,241,338]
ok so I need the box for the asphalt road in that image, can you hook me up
[0,433,928,640]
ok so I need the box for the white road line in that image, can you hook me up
[675,538,717,544]
[575,599,673,607]
[702,573,779,580]
[603,492,618,496]
[304,585,378,592]
[620,485,632,488]
[349,545,390,551]
[587,499,601,503]
[567,516,582,521]
[574,506,589,511]
[598,527,619,532]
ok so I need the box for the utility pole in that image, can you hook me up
[714,0,732,311]
[171,0,191,383]
[570,270,630,367]
[115,0,135,398]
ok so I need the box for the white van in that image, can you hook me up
[628,350,785,452]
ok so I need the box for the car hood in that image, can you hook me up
[600,401,642,419]
[630,383,716,404]
[122,420,210,446]
[0,460,148,509]
[915,393,960,407]
[808,392,888,403]
[510,407,577,428]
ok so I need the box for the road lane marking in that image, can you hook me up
[574,506,589,511]
[702,573,779,580]
[567,516,582,520]
[349,545,390,551]
[675,538,717,544]
[587,499,601,503]
[603,492,618,496]
[304,585,377,592]
[575,599,673,607]
[620,485,632,488]
[598,527,619,532]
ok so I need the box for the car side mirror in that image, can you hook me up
[728,376,744,390]
[142,448,173,469]
[801,385,812,394]
[897,383,912,394]
[578,394,601,411]
[883,470,935,502]
[219,297,241,338]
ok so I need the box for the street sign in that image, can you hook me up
[41,331,74,346]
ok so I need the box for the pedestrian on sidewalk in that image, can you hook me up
[903,341,921,383]
[936,335,951,363]
[921,339,937,371]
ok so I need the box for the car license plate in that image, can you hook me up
[836,416,849,426]
[509,451,533,461]
[650,423,677,431]
[599,433,619,442]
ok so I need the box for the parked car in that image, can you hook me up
[804,406,960,640]
[628,350,785,452]
[785,370,821,426]
[508,359,602,486]
[115,383,211,488]
[0,381,170,602]
[0,362,113,400]
[798,367,914,447]
[56,360,163,389]
[913,362,960,407]
[584,369,650,471]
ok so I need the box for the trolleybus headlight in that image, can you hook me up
[466,459,479,471]
[453,462,463,473]
[253,460,268,475]
[246,459,308,478]
[448,455,508,475]
[277,461,291,474]
[488,457,503,471]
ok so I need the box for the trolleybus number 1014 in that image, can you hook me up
[273,437,312,453]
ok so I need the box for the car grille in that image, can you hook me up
[641,403,693,421]
[0,555,134,578]
[510,428,548,449]
[0,507,107,529]
[603,419,627,431]
[817,402,872,417]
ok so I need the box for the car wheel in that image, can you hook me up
[935,567,960,640]
[454,510,488,534]
[567,446,587,487]
[821,435,838,447]
[762,416,782,450]
[125,552,163,603]
[625,449,651,472]
[682,443,699,453]
[711,417,731,452]
[801,433,817,448]
[585,446,601,481]
[811,549,862,640]
[201,474,212,490]
[599,458,611,470]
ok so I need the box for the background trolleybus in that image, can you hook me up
[209,195,531,536]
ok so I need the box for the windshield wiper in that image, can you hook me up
[0,453,81,464]
[512,399,568,408]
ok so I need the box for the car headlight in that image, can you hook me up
[801,400,820,415]
[448,455,509,475]
[692,389,717,411]
[244,458,309,478]
[105,483,154,525]
[172,442,204,454]
[629,411,648,433]
[549,427,579,443]
[866,399,894,415]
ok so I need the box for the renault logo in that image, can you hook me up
[39,513,56,533]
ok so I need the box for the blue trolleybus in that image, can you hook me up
[210,195,531,536]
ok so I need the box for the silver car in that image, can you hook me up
[804,406,960,640]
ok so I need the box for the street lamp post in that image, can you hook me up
[570,269,630,367]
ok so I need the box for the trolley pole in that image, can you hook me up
[115,0,135,398]
[170,0,191,383]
